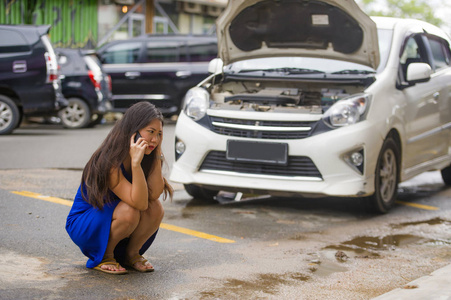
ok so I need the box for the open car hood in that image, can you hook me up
[216,0,380,69]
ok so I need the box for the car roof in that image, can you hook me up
[0,24,51,44]
[372,16,451,41]
[97,34,217,50]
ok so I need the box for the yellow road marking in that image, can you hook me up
[160,223,235,243]
[12,190,73,206]
[396,200,439,211]
[11,190,235,244]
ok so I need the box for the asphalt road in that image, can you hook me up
[1,121,451,299]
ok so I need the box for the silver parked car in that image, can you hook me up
[170,0,451,213]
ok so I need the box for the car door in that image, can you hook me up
[136,39,187,114]
[402,33,450,169]
[99,40,145,111]
[425,34,451,158]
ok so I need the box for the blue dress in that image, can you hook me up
[66,165,157,268]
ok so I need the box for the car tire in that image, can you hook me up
[441,165,451,185]
[368,137,400,214]
[0,95,20,135]
[59,98,91,129]
[184,184,219,202]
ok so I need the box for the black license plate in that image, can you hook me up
[226,140,288,165]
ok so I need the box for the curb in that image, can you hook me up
[372,264,451,299]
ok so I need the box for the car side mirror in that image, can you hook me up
[208,58,223,74]
[406,62,431,84]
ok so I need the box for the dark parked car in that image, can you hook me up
[56,48,112,128]
[96,34,217,115]
[0,24,67,134]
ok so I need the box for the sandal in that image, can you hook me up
[125,254,155,272]
[94,257,128,275]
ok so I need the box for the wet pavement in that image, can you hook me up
[1,124,451,299]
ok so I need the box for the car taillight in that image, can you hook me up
[48,73,59,81]
[88,70,101,89]
[44,52,58,83]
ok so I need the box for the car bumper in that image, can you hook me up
[92,95,112,114]
[170,112,384,198]
[54,81,68,110]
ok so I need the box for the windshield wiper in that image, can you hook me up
[331,69,376,75]
[238,67,325,74]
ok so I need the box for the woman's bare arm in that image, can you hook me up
[147,148,165,201]
[109,134,149,210]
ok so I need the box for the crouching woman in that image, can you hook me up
[66,102,173,274]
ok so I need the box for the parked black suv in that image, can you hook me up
[0,24,67,134]
[56,48,112,128]
[97,34,217,115]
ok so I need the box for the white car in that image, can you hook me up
[170,0,451,213]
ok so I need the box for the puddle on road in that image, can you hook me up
[308,259,348,277]
[199,273,288,298]
[391,217,451,229]
[325,234,427,258]
[397,184,445,201]
[197,272,311,299]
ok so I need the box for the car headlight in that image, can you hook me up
[323,93,371,127]
[183,87,210,121]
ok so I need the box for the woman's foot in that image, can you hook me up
[125,254,154,272]
[94,257,128,275]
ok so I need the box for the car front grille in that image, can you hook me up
[209,116,317,139]
[199,151,322,178]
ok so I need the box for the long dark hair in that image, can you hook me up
[81,102,173,209]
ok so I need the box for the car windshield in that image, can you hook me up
[225,28,393,76]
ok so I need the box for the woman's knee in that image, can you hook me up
[114,202,140,227]
[145,200,164,222]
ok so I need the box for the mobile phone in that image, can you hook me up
[134,131,142,143]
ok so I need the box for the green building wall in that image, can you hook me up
[1,0,98,49]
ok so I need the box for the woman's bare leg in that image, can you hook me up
[125,199,164,270]
[101,201,140,272]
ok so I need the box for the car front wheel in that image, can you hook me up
[0,95,20,135]
[184,184,219,202]
[59,98,91,129]
[368,137,400,214]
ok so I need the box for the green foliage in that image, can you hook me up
[357,0,444,27]
[1,0,98,48]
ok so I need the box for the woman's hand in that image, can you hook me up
[130,133,147,167]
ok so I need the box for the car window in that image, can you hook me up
[187,42,217,62]
[399,35,429,79]
[144,41,186,63]
[0,29,30,53]
[376,29,393,72]
[427,37,450,70]
[400,37,422,64]
[102,42,142,64]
